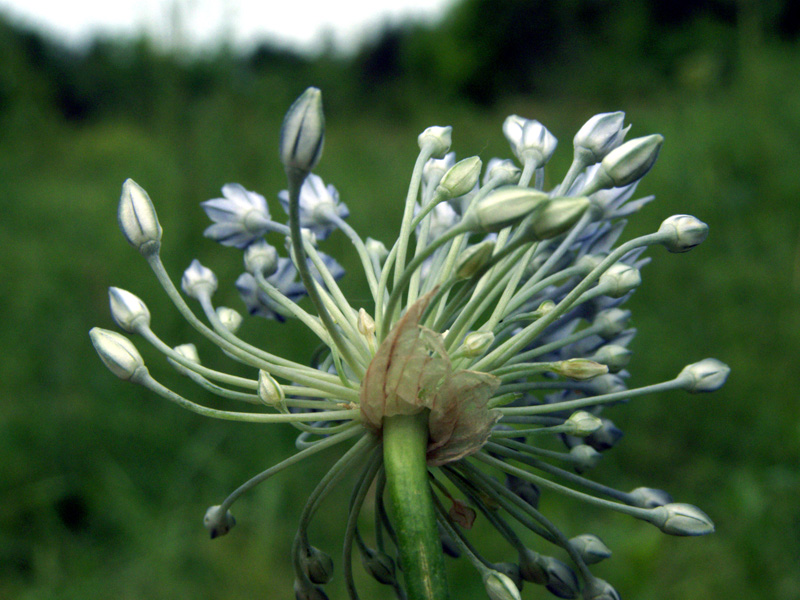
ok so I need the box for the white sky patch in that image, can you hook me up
[0,0,451,54]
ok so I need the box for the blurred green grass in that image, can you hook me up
[1,28,799,600]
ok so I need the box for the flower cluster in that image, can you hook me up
[91,87,729,600]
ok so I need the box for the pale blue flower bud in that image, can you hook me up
[586,418,624,451]
[594,134,664,189]
[538,556,580,599]
[517,548,546,584]
[365,237,388,263]
[564,411,603,436]
[524,197,591,241]
[503,115,558,166]
[483,158,521,186]
[492,562,524,590]
[551,359,608,381]
[455,240,495,279]
[573,111,629,163]
[423,152,456,191]
[437,156,482,198]
[658,214,709,253]
[118,179,161,256]
[244,240,279,277]
[628,487,673,508]
[462,331,495,357]
[203,505,236,539]
[181,259,218,299]
[650,502,715,536]
[465,186,549,232]
[108,287,150,332]
[169,343,200,377]
[569,534,612,565]
[302,546,335,584]
[418,125,452,158]
[89,328,145,381]
[598,263,641,298]
[570,444,602,470]
[280,87,324,173]
[483,569,522,600]
[678,358,730,393]
[216,307,243,333]
[258,370,285,409]
[594,308,631,340]
[361,548,397,585]
[591,344,632,373]
[583,578,621,600]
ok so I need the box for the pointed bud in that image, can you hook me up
[449,498,476,529]
[573,111,629,164]
[658,214,709,253]
[365,237,388,263]
[678,358,730,393]
[456,240,495,279]
[524,197,590,240]
[466,186,549,232]
[203,505,236,539]
[583,578,621,600]
[564,411,603,436]
[539,556,580,599]
[551,359,608,381]
[293,580,330,600]
[503,115,558,167]
[583,373,627,396]
[570,444,602,471]
[594,134,664,189]
[518,548,546,584]
[216,307,243,333]
[169,343,200,377]
[598,263,641,298]
[484,158,521,186]
[492,562,524,591]
[591,344,632,373]
[181,259,217,299]
[438,156,482,198]
[244,240,279,276]
[650,502,715,536]
[507,475,540,509]
[628,487,673,508]
[302,546,334,584]
[585,418,624,452]
[462,331,495,357]
[483,569,522,600]
[361,548,397,585]
[258,370,285,408]
[357,308,375,337]
[89,328,145,381]
[418,126,453,159]
[118,179,161,256]
[569,534,612,565]
[280,87,324,173]
[594,308,631,340]
[108,287,150,332]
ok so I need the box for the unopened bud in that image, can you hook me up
[591,344,632,373]
[118,179,162,256]
[280,87,324,173]
[483,158,521,186]
[650,502,715,536]
[678,358,730,393]
[89,328,145,381]
[483,569,522,600]
[551,358,608,381]
[456,240,495,279]
[181,259,217,299]
[569,534,611,565]
[524,197,590,241]
[108,287,150,332]
[585,418,624,451]
[598,263,641,298]
[462,331,494,357]
[169,343,200,377]
[583,373,627,396]
[258,370,285,408]
[583,578,621,600]
[357,308,375,337]
[658,214,709,253]
[365,237,388,263]
[539,556,580,599]
[564,411,603,436]
[303,546,334,584]
[216,307,243,333]
[244,240,278,276]
[418,125,452,159]
[438,156,481,198]
[492,562,524,591]
[570,444,602,471]
[573,111,629,164]
[594,308,631,340]
[466,186,549,232]
[628,487,673,509]
[503,115,558,167]
[203,505,236,539]
[361,548,397,585]
[594,134,664,189]
[293,580,330,600]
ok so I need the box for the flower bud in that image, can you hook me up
[583,578,621,600]
[678,358,730,393]
[89,328,145,381]
[466,186,549,232]
[438,156,481,198]
[564,411,603,436]
[118,179,161,256]
[573,111,629,164]
[456,240,495,279]
[216,307,243,333]
[483,158,521,186]
[583,373,627,396]
[258,370,285,408]
[357,308,375,337]
[570,444,602,471]
[492,562,524,591]
[302,546,334,584]
[449,498,476,529]
[507,475,540,508]
[594,308,631,340]
[518,548,546,584]
[462,331,495,357]
[361,548,397,585]
[181,259,218,299]
[483,569,522,600]
[523,197,591,241]
[423,153,455,190]
[650,502,715,536]
[591,344,632,373]
[169,343,200,377]
[203,505,236,539]
[293,580,330,600]
[575,253,606,274]
[539,556,580,599]
[628,487,673,508]
[658,214,709,253]
[569,534,612,565]
[108,287,150,332]
[280,87,324,173]
[365,237,388,263]
[418,126,452,159]
[503,115,558,167]
[585,418,624,452]
[551,359,608,381]
[598,263,641,298]
[594,134,664,189]
[244,240,279,276]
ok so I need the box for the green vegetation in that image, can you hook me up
[1,1,798,598]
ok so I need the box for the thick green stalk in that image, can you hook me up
[382,412,449,600]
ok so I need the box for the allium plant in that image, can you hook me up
[91,88,729,600]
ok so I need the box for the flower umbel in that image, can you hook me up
[91,89,729,600]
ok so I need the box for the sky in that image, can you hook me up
[0,0,452,54]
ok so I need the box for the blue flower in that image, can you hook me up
[202,184,278,248]
[278,174,349,241]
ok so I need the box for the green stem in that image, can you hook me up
[382,412,449,600]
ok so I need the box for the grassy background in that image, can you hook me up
[1,4,799,599]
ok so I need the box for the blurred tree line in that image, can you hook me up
[2,0,799,133]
